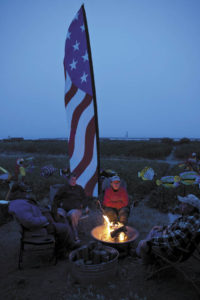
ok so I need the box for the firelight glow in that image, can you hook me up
[103,215,125,242]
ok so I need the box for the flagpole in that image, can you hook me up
[81,4,101,197]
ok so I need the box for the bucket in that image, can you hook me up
[69,244,119,284]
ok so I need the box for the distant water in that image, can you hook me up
[109,137,149,141]
[109,137,200,141]
[1,137,200,141]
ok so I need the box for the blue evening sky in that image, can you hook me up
[0,0,200,139]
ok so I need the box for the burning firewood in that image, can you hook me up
[110,225,127,238]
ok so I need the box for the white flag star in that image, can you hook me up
[82,51,88,62]
[80,24,85,32]
[74,12,79,21]
[69,59,78,70]
[66,31,71,40]
[81,72,88,83]
[73,40,80,51]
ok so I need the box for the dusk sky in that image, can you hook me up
[1,0,200,139]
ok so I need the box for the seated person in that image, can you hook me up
[8,183,80,257]
[52,172,89,242]
[102,175,130,225]
[136,194,200,262]
[100,169,127,193]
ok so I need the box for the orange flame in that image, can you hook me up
[103,215,125,242]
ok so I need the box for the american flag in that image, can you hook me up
[63,5,100,197]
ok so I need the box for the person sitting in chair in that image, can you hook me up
[102,175,130,225]
[8,183,80,258]
[136,194,200,261]
[52,172,89,243]
[100,169,127,193]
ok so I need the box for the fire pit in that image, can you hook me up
[91,216,139,256]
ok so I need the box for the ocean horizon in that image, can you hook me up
[1,136,200,141]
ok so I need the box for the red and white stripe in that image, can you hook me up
[64,72,98,196]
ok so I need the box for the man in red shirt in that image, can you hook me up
[102,175,130,224]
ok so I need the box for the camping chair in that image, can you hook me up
[16,219,56,269]
[49,184,65,209]
[99,176,128,205]
[101,177,127,196]
[143,231,200,296]
[98,177,135,220]
[49,183,89,224]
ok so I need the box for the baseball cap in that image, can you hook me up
[111,175,120,182]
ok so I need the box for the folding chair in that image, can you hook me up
[144,231,200,296]
[49,184,64,209]
[17,221,56,269]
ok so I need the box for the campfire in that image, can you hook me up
[91,215,139,246]
[102,215,128,243]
